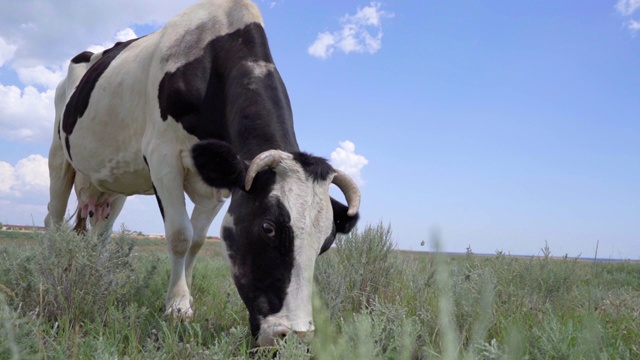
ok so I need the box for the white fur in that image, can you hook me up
[243,60,276,90]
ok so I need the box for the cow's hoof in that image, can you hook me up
[165,297,194,321]
[165,306,194,322]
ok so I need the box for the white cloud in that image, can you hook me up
[616,0,640,16]
[0,154,49,197]
[257,0,283,9]
[15,65,65,89]
[0,155,50,226]
[0,162,18,194]
[0,83,55,141]
[0,2,180,144]
[0,36,17,67]
[115,28,138,42]
[0,1,195,68]
[308,32,336,59]
[308,2,393,59]
[0,155,84,227]
[616,0,640,34]
[87,28,138,53]
[330,140,368,186]
[0,27,138,143]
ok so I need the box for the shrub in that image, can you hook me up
[0,226,138,325]
[315,222,411,318]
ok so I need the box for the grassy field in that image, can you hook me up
[1,224,639,359]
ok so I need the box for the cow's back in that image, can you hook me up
[158,0,263,71]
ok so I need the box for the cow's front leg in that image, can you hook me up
[149,156,194,319]
[164,211,194,319]
[184,183,229,291]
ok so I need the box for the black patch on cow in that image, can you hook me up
[62,38,140,139]
[65,136,73,162]
[70,51,94,64]
[192,140,246,189]
[223,188,294,338]
[152,183,165,221]
[293,152,333,182]
[62,38,139,134]
[331,197,359,234]
[157,22,299,160]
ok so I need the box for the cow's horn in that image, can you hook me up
[245,150,289,191]
[332,170,361,216]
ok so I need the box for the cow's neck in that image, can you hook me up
[223,63,299,161]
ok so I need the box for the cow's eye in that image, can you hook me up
[262,222,276,238]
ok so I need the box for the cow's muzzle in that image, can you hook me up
[258,320,315,347]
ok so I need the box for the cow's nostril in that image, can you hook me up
[274,326,290,340]
[258,325,291,347]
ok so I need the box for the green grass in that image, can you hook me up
[1,224,639,359]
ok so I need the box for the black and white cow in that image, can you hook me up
[45,0,360,346]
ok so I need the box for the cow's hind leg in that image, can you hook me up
[148,154,194,319]
[45,135,75,229]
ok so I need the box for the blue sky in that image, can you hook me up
[1,0,638,259]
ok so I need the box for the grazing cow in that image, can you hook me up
[45,0,360,347]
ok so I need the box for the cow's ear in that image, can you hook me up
[331,197,359,234]
[319,229,336,255]
[192,140,246,189]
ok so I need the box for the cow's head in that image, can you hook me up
[192,140,360,346]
